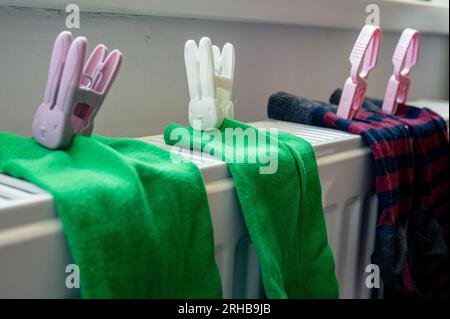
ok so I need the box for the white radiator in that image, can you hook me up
[0,100,448,299]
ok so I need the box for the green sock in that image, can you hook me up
[0,133,222,299]
[164,119,339,299]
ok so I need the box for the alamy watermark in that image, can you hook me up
[65,4,80,29]
[365,264,381,289]
[65,264,80,289]
[366,4,381,26]
[168,120,279,175]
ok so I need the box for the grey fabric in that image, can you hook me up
[267,91,337,125]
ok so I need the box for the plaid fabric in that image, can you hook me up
[330,90,449,299]
[268,92,417,296]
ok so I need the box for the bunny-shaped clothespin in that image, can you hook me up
[32,31,122,150]
[185,37,235,131]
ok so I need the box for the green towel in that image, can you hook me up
[0,133,222,299]
[164,119,339,298]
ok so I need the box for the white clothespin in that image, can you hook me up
[184,37,235,131]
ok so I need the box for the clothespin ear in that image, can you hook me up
[212,43,235,90]
[213,43,235,119]
[221,43,235,91]
[82,45,122,95]
[337,25,382,120]
[42,31,73,110]
[198,37,217,101]
[81,44,108,89]
[93,49,122,94]
[55,36,88,116]
[185,40,201,101]
[382,28,420,114]
[72,45,123,135]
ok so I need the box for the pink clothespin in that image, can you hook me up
[337,25,382,120]
[382,28,420,115]
[32,31,122,150]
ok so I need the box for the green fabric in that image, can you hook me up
[0,133,222,299]
[164,119,339,299]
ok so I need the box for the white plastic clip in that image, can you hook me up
[185,37,235,131]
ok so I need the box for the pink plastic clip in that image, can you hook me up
[382,28,420,115]
[337,25,382,120]
[32,31,122,150]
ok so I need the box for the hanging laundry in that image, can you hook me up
[330,89,449,299]
[267,92,418,297]
[164,118,339,299]
[0,133,222,298]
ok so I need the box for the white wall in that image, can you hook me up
[0,6,448,137]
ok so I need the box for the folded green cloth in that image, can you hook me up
[0,133,222,299]
[164,119,339,298]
